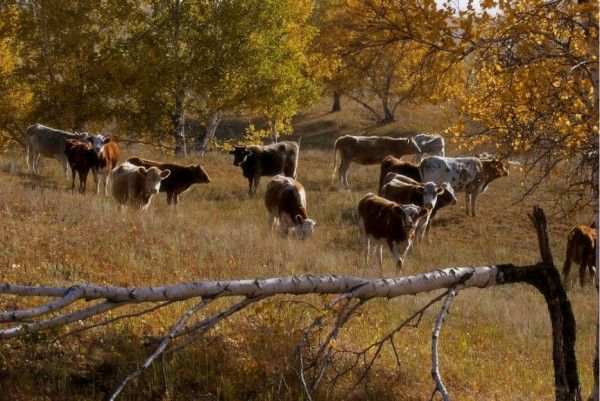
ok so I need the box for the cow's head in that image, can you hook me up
[191,164,211,184]
[417,182,445,210]
[482,157,509,179]
[229,146,251,166]
[87,134,112,154]
[407,137,422,154]
[396,204,428,233]
[437,182,458,207]
[140,166,171,195]
[292,215,316,240]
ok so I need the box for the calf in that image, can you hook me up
[563,224,597,287]
[264,175,316,239]
[413,134,445,163]
[128,157,211,205]
[332,135,420,187]
[86,134,121,195]
[358,193,427,269]
[111,162,171,210]
[378,156,421,194]
[380,179,445,242]
[230,141,299,195]
[64,139,99,193]
[419,156,509,216]
[25,123,89,178]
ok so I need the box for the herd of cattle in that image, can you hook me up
[22,123,597,286]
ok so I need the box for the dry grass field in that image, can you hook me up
[0,100,596,400]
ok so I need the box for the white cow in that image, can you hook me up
[419,156,508,216]
[413,134,445,163]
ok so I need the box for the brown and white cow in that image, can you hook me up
[230,141,299,195]
[378,156,421,194]
[64,139,99,193]
[419,156,509,216]
[127,157,211,205]
[86,134,121,195]
[332,135,421,187]
[358,193,428,269]
[381,173,458,239]
[264,175,316,239]
[111,162,171,210]
[380,178,446,242]
[563,223,597,287]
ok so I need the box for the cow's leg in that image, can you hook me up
[26,146,33,173]
[377,245,383,267]
[33,153,42,175]
[391,240,412,270]
[589,264,597,286]
[339,160,351,187]
[267,213,276,236]
[279,218,289,239]
[92,168,99,195]
[253,176,261,195]
[60,156,69,180]
[470,192,479,217]
[416,217,429,243]
[70,167,76,193]
[465,192,471,215]
[579,262,588,287]
[80,168,90,193]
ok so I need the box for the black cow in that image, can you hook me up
[229,141,299,195]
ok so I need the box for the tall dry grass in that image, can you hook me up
[0,100,596,400]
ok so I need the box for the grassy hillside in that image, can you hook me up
[0,99,596,400]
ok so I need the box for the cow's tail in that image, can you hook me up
[332,138,340,186]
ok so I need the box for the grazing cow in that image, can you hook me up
[229,141,299,195]
[264,175,316,239]
[25,123,89,177]
[380,178,445,242]
[378,156,421,194]
[563,224,597,287]
[358,193,428,269]
[127,157,211,205]
[86,134,121,195]
[413,134,445,163]
[419,156,509,216]
[380,173,458,239]
[332,135,421,187]
[64,139,100,193]
[111,162,171,210]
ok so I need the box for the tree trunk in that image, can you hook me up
[382,99,395,123]
[173,84,186,157]
[332,91,341,113]
[270,119,278,143]
[195,111,222,155]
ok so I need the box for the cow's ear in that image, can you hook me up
[418,207,429,218]
[160,169,171,179]
[295,214,303,225]
[416,186,424,194]
[103,136,112,144]
[244,149,252,156]
[139,167,148,175]
[436,186,445,194]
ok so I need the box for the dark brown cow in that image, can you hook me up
[229,141,299,195]
[332,135,421,187]
[264,175,315,239]
[111,162,171,210]
[357,193,427,269]
[563,223,597,287]
[64,139,99,193]
[127,157,211,205]
[380,179,445,242]
[378,156,421,194]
